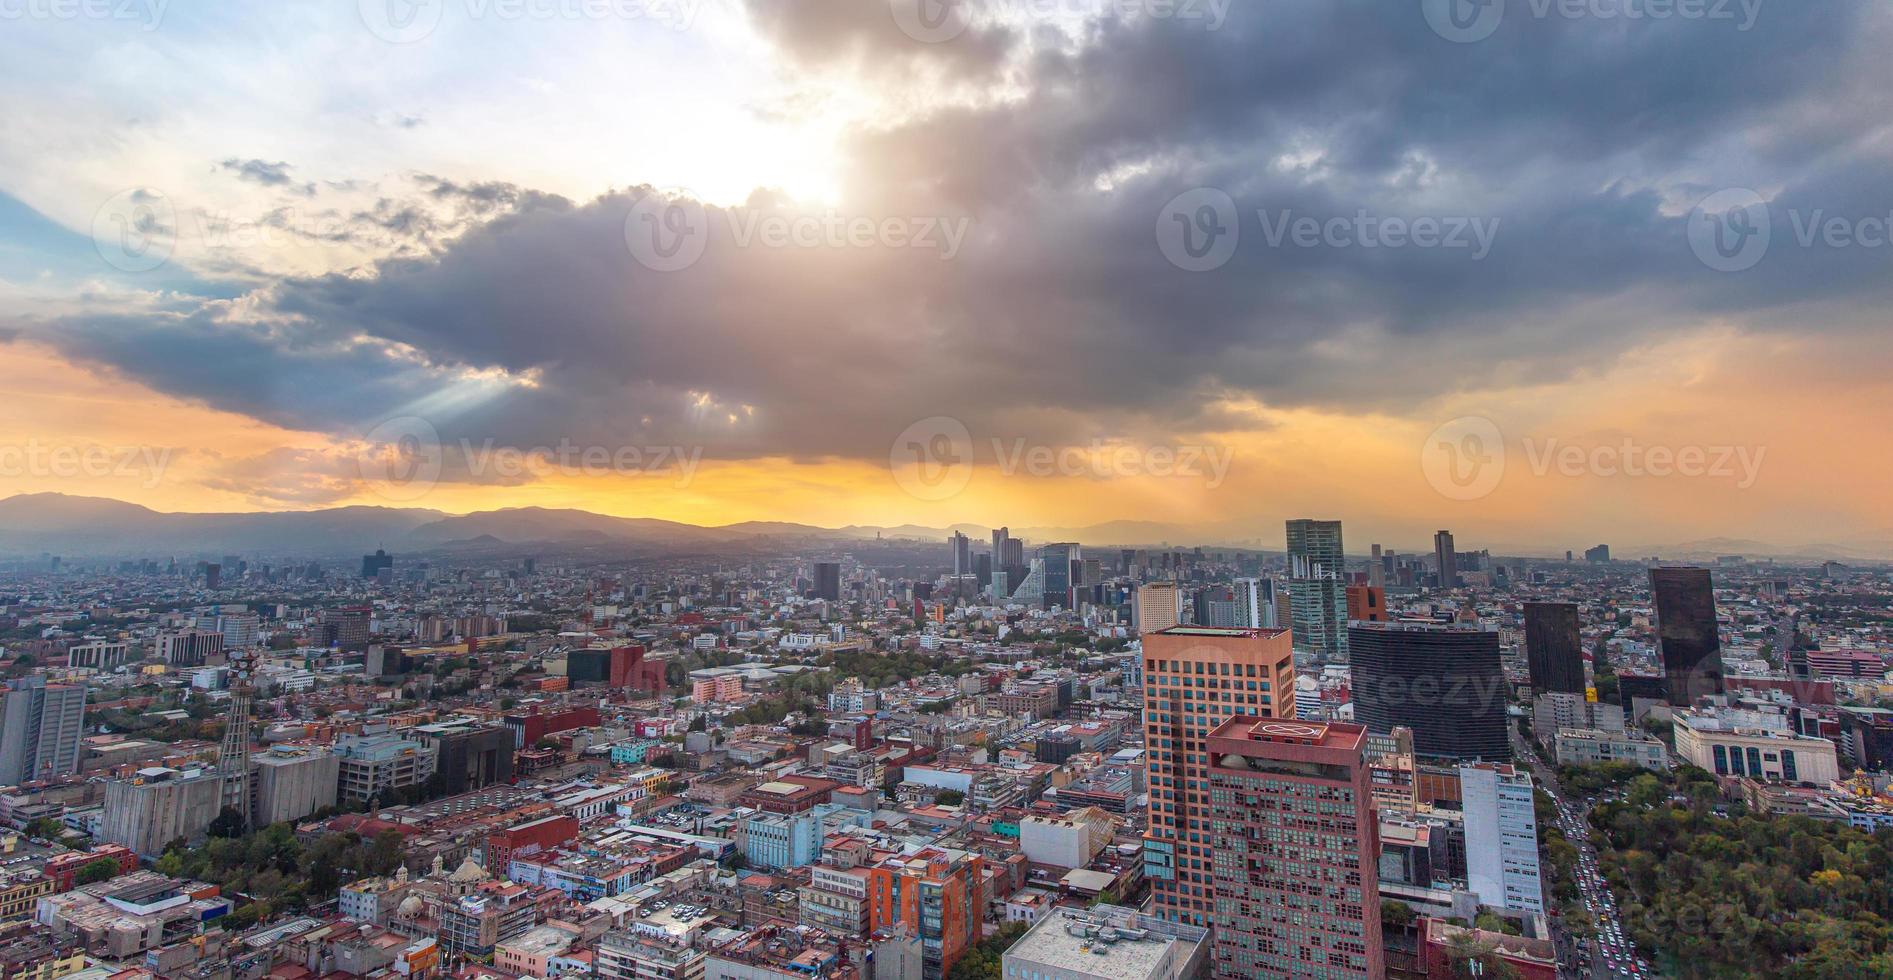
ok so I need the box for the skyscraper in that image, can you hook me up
[1650,566,1724,706]
[1368,543,1385,588]
[1433,529,1457,588]
[1038,542,1079,609]
[1349,621,1510,761]
[360,548,393,579]
[1141,626,1297,927]
[949,531,972,576]
[1461,763,1545,914]
[1524,602,1586,694]
[1205,718,1383,979]
[1286,519,1347,659]
[991,526,1010,571]
[0,677,86,785]
[1134,582,1182,634]
[1231,577,1278,629]
[812,561,841,602]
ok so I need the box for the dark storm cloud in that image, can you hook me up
[742,0,1021,80]
[34,0,1893,463]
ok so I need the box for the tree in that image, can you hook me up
[934,789,965,807]
[75,856,121,885]
[207,806,249,839]
[1381,899,1417,929]
[24,817,65,841]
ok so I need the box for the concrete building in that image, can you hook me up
[597,930,705,980]
[335,732,439,805]
[155,629,223,668]
[1532,691,1624,740]
[250,744,340,826]
[1140,626,1297,928]
[1018,808,1115,871]
[1460,763,1544,915]
[1204,718,1382,980]
[64,641,132,672]
[1133,584,1181,634]
[1551,728,1669,771]
[1674,710,1839,784]
[0,677,86,786]
[1286,519,1348,659]
[1002,905,1209,980]
[99,767,225,857]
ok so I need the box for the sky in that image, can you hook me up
[1,0,1890,556]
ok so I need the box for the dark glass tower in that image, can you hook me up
[1524,602,1586,694]
[1349,621,1510,761]
[813,561,841,601]
[1651,566,1724,705]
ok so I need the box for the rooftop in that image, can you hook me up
[1004,905,1206,980]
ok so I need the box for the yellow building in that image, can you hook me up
[0,870,53,921]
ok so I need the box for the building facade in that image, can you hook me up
[1349,622,1510,762]
[1460,763,1544,915]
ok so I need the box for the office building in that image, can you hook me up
[1350,622,1510,761]
[1461,763,1544,915]
[0,677,86,786]
[316,606,373,652]
[1532,691,1623,738]
[1345,584,1386,623]
[1134,582,1182,634]
[1673,708,1838,784]
[1205,718,1383,979]
[949,531,972,577]
[335,732,439,805]
[156,629,223,667]
[1651,567,1725,705]
[1286,519,1348,659]
[360,549,394,579]
[1523,602,1585,694]
[416,721,515,794]
[1231,577,1279,629]
[215,611,261,649]
[1433,530,1457,588]
[1585,544,1611,563]
[1141,626,1297,927]
[64,640,132,671]
[810,561,842,602]
[597,931,704,980]
[1003,905,1209,980]
[1040,543,1080,609]
[1551,729,1668,771]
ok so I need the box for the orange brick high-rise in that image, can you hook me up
[1141,626,1297,927]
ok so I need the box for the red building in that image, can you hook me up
[737,775,839,815]
[43,844,139,892]
[566,645,664,692]
[1345,585,1387,622]
[485,814,579,873]
[1204,717,1383,980]
[827,715,873,751]
[1419,919,1558,979]
[505,706,602,747]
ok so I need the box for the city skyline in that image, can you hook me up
[1,4,1890,552]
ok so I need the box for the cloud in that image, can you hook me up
[27,0,1893,476]
[219,158,318,198]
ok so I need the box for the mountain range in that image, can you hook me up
[0,494,1886,563]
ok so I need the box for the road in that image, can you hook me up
[1514,725,1658,980]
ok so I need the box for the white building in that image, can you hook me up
[1674,709,1839,784]
[1018,808,1116,871]
[1002,905,1209,980]
[1460,763,1544,915]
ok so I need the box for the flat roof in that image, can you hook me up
[1152,626,1283,638]
[1006,908,1204,980]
